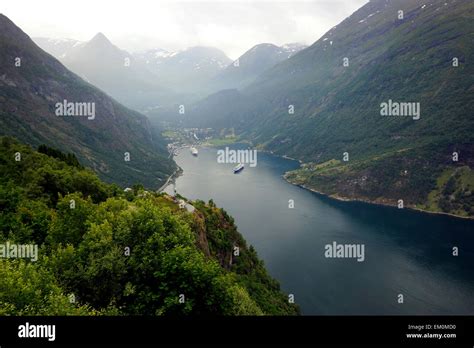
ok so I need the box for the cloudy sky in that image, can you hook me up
[3,0,368,59]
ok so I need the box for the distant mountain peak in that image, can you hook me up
[89,32,112,45]
[282,42,307,49]
[206,41,307,92]
[249,43,279,51]
[90,32,110,42]
[0,14,176,188]
[78,32,125,58]
[92,32,107,40]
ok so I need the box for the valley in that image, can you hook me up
[162,0,474,219]
[1,0,473,319]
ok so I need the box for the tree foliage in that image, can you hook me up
[0,137,298,315]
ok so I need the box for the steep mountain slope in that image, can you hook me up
[61,33,178,110]
[209,43,307,91]
[244,0,474,158]
[0,14,175,188]
[180,0,474,217]
[134,46,232,94]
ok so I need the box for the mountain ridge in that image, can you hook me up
[207,42,308,92]
[175,0,474,217]
[0,13,176,188]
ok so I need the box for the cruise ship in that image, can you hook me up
[233,163,244,173]
[190,147,198,156]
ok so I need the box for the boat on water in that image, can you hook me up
[190,147,198,156]
[233,163,244,173]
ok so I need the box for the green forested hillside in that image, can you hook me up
[242,0,474,160]
[0,137,298,315]
[285,143,474,217]
[179,0,474,217]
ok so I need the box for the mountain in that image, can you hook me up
[33,37,84,59]
[132,47,170,64]
[0,14,176,188]
[133,46,232,94]
[36,38,232,110]
[180,0,474,218]
[57,32,179,110]
[148,43,306,124]
[209,43,307,91]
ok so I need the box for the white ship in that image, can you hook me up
[233,163,244,173]
[190,147,198,156]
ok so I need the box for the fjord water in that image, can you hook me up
[165,145,474,315]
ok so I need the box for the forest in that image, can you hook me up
[0,136,298,315]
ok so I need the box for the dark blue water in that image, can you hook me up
[165,145,474,315]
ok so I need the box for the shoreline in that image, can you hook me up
[267,148,474,221]
[157,166,182,192]
[201,139,251,148]
[285,177,474,221]
[162,141,473,221]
